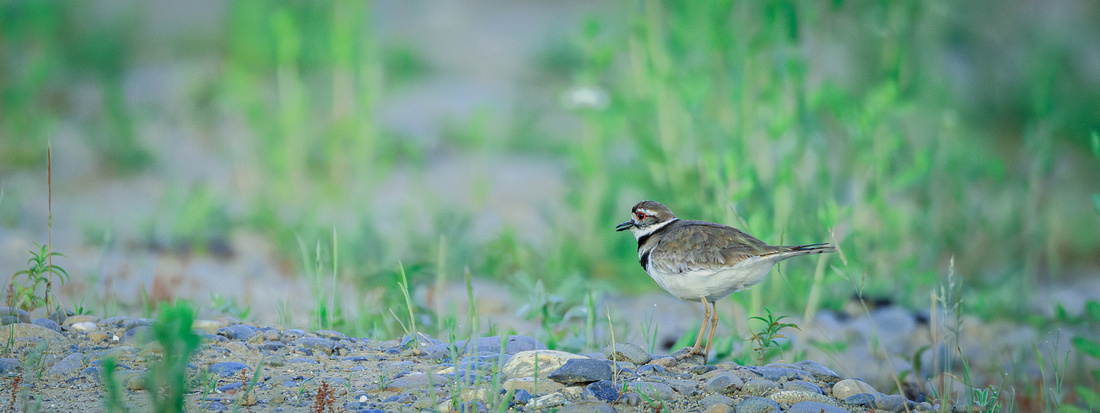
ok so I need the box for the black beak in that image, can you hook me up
[615,221,633,231]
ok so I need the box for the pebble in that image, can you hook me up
[735,396,782,413]
[742,378,780,395]
[0,307,30,324]
[582,380,620,403]
[783,379,824,394]
[293,337,336,355]
[843,392,878,407]
[208,361,250,377]
[700,393,735,409]
[8,323,66,340]
[788,401,852,413]
[502,350,586,379]
[558,400,616,412]
[48,353,84,378]
[624,381,674,400]
[602,342,651,365]
[770,390,843,406]
[794,360,842,383]
[832,378,880,400]
[704,372,744,394]
[120,325,152,344]
[0,358,23,376]
[32,318,61,333]
[529,392,567,409]
[547,358,612,384]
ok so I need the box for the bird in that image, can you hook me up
[615,200,835,360]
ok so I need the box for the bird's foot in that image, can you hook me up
[671,347,708,365]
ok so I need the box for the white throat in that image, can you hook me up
[633,218,679,239]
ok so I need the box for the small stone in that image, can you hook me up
[31,318,61,333]
[0,359,22,376]
[742,378,779,395]
[691,364,719,375]
[314,330,347,340]
[582,380,620,403]
[217,325,257,341]
[71,322,99,332]
[558,400,616,413]
[670,348,706,364]
[502,350,586,379]
[61,314,98,327]
[624,381,674,400]
[793,360,842,383]
[748,366,813,381]
[529,393,566,409]
[86,331,110,342]
[783,380,824,394]
[735,396,782,413]
[8,323,66,340]
[665,378,699,396]
[704,403,733,413]
[126,374,146,391]
[647,356,678,368]
[874,394,909,411]
[787,401,852,413]
[602,342,651,365]
[704,372,744,394]
[293,337,336,355]
[502,377,565,394]
[620,392,642,406]
[121,325,152,345]
[769,390,842,406]
[0,307,30,324]
[700,393,735,410]
[208,362,249,377]
[636,364,667,376]
[48,353,84,378]
[512,389,533,405]
[843,393,877,407]
[191,320,222,334]
[548,358,612,385]
[831,378,879,400]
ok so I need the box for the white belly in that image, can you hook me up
[647,256,776,302]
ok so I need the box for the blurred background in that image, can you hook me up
[2,0,1100,405]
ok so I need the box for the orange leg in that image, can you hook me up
[691,297,711,354]
[703,299,719,357]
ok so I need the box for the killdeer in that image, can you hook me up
[615,200,835,360]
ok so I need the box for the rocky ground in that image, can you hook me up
[0,307,961,413]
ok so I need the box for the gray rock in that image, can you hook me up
[742,378,780,395]
[281,329,306,341]
[293,337,336,355]
[217,325,257,341]
[624,381,674,400]
[769,390,841,406]
[512,389,533,405]
[314,330,347,340]
[602,342,651,365]
[831,378,879,400]
[121,325,152,345]
[843,393,877,407]
[548,358,612,384]
[208,361,249,377]
[793,360,841,383]
[7,323,66,340]
[48,353,84,377]
[748,365,812,381]
[426,335,547,357]
[636,364,667,376]
[558,400,617,413]
[735,396,782,413]
[669,347,706,364]
[582,380,621,403]
[874,394,912,411]
[31,318,61,333]
[0,358,23,376]
[665,378,699,396]
[503,350,586,379]
[0,307,30,324]
[529,392,567,409]
[788,401,852,413]
[700,393,734,409]
[704,372,743,394]
[783,380,824,394]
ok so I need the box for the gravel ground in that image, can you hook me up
[0,308,951,413]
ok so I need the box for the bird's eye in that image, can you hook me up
[635,212,646,220]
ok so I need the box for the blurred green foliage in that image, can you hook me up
[2,0,1099,334]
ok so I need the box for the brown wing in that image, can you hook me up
[646,220,781,274]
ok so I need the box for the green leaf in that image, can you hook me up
[1078,385,1100,409]
[1072,336,1100,360]
[1091,131,1100,158]
[1061,405,1090,413]
[1087,300,1100,323]
[1093,193,1100,216]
